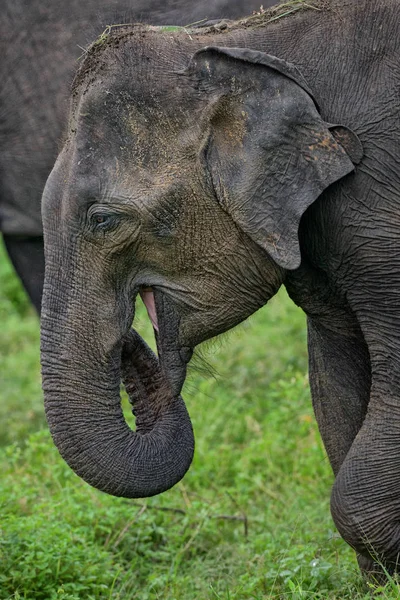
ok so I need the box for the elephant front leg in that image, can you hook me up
[330,305,400,575]
[307,314,371,476]
[307,315,384,578]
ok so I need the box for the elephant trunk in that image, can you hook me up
[40,287,194,498]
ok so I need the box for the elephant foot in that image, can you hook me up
[357,554,397,588]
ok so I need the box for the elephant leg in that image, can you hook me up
[356,553,392,585]
[330,305,400,572]
[307,315,371,476]
[3,234,45,314]
[307,316,386,578]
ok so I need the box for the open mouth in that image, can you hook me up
[138,286,193,396]
[139,287,159,332]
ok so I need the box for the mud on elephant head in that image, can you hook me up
[41,22,362,498]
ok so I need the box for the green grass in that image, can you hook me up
[0,239,397,599]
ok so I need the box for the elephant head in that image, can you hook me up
[41,29,359,497]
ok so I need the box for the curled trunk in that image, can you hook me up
[42,326,194,498]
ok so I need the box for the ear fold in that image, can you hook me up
[189,46,363,270]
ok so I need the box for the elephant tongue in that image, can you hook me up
[140,289,159,332]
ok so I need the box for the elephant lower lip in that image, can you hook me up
[139,288,159,332]
[180,347,193,363]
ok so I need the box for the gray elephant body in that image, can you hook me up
[40,0,400,577]
[0,0,267,311]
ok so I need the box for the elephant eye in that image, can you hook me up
[92,213,112,227]
[88,209,120,232]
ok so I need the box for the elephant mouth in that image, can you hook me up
[140,287,159,331]
[138,286,192,397]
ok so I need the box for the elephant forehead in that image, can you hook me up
[124,104,199,164]
[74,86,200,173]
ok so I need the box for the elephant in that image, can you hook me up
[40,0,400,579]
[0,0,268,313]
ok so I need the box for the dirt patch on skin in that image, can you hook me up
[72,0,329,94]
[179,0,330,35]
[210,96,248,151]
[72,27,140,94]
[228,0,329,31]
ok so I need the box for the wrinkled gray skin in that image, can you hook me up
[0,0,267,313]
[41,0,400,579]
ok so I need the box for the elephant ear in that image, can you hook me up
[188,46,363,269]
